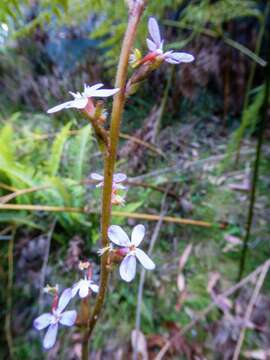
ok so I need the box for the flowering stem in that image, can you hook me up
[86,0,146,345]
[81,298,90,360]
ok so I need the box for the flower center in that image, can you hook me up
[52,310,61,324]
[129,244,136,254]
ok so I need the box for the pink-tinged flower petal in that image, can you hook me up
[91,88,120,97]
[108,225,131,246]
[119,255,136,282]
[47,101,76,114]
[113,173,127,183]
[66,97,88,109]
[71,282,81,298]
[114,183,126,190]
[135,248,155,270]
[90,173,104,181]
[131,224,145,246]
[89,282,99,293]
[59,310,77,327]
[57,288,72,312]
[83,83,104,96]
[43,323,58,350]
[79,280,89,298]
[146,38,158,52]
[148,17,162,47]
[165,52,194,64]
[33,313,53,330]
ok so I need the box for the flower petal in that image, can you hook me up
[59,310,77,327]
[47,101,76,114]
[91,88,119,97]
[165,52,194,64]
[135,248,155,270]
[146,38,158,52]
[66,97,88,109]
[90,173,104,181]
[108,225,131,246]
[89,282,99,293]
[69,91,82,99]
[71,281,81,298]
[43,323,58,350]
[119,255,136,282]
[83,83,104,97]
[57,288,72,312]
[33,313,53,330]
[114,183,126,190]
[131,224,145,246]
[113,173,127,183]
[148,17,162,47]
[78,280,89,298]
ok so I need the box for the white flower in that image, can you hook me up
[90,172,127,190]
[108,224,155,282]
[47,83,119,114]
[71,278,99,298]
[146,17,194,64]
[33,288,77,350]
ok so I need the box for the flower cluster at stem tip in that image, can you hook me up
[130,17,194,67]
[34,15,195,351]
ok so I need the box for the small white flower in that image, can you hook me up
[146,17,194,64]
[108,224,155,282]
[71,278,99,298]
[47,83,119,114]
[33,288,77,350]
[90,172,127,190]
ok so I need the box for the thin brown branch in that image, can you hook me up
[0,185,49,204]
[14,129,163,157]
[232,262,269,360]
[38,219,57,313]
[0,182,18,192]
[0,203,219,228]
[5,226,16,360]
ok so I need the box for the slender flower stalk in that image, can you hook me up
[85,3,146,353]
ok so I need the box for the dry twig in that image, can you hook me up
[155,259,270,360]
[232,262,269,360]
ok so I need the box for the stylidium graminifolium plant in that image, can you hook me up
[33,12,194,355]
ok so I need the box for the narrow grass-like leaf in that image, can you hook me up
[72,125,92,181]
[46,122,71,176]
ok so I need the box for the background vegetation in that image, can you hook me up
[0,0,269,359]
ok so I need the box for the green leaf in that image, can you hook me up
[0,213,45,230]
[72,125,92,181]
[46,122,71,176]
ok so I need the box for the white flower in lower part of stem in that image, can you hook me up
[71,278,99,299]
[33,288,77,350]
[47,83,119,114]
[90,172,127,190]
[108,224,155,282]
[144,17,194,65]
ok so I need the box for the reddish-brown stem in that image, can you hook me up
[83,0,146,354]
